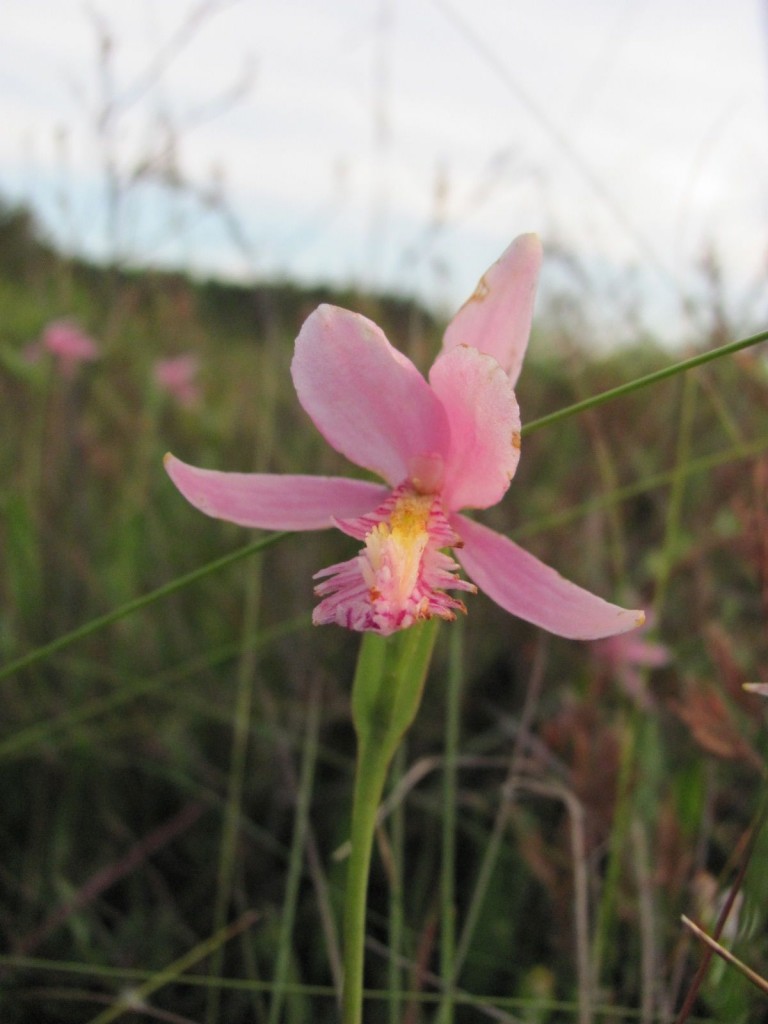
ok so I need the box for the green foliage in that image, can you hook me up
[2,218,768,1023]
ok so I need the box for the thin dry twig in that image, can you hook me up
[681,915,768,996]
[673,794,768,1023]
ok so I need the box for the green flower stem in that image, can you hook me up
[387,742,407,1024]
[207,557,264,1024]
[436,618,464,1024]
[342,734,396,1024]
[342,620,439,1024]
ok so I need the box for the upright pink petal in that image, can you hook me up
[291,305,450,486]
[428,346,521,511]
[453,515,644,640]
[164,453,387,531]
[442,234,542,386]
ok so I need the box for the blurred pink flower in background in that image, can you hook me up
[165,235,645,639]
[153,354,201,408]
[24,320,100,378]
[592,615,670,707]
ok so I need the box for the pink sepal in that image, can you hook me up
[453,514,644,640]
[164,454,387,531]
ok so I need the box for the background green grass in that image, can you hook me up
[1,204,768,1023]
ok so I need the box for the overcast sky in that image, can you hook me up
[2,0,767,341]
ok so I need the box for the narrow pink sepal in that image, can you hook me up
[442,234,542,386]
[429,345,521,511]
[164,453,388,531]
[615,638,670,668]
[453,515,645,640]
[291,305,450,486]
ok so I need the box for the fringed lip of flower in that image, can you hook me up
[164,233,645,640]
[313,482,477,635]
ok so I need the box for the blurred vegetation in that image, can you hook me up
[1,199,768,1023]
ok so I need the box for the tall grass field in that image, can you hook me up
[1,205,768,1023]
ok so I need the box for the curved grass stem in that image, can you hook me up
[522,328,768,438]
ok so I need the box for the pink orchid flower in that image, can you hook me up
[153,354,202,408]
[24,320,100,378]
[592,614,670,707]
[164,234,644,639]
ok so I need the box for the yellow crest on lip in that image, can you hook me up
[388,493,432,535]
[313,483,474,635]
[362,494,433,604]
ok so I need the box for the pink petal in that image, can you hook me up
[442,234,542,386]
[453,515,644,640]
[43,320,100,362]
[291,305,450,486]
[428,346,521,511]
[164,453,388,530]
[619,638,670,668]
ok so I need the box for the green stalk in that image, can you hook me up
[269,682,322,1024]
[342,620,439,1024]
[0,533,288,682]
[436,617,464,1024]
[590,706,638,983]
[342,730,397,1024]
[593,376,697,990]
[387,742,407,1024]
[207,558,263,1024]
